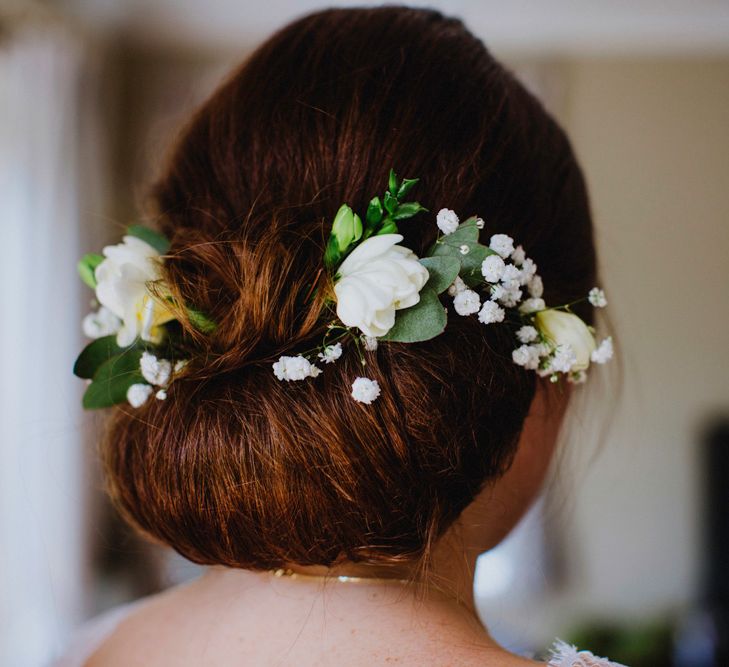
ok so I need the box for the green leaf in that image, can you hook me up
[187,307,217,333]
[397,178,419,200]
[383,191,398,215]
[427,217,498,287]
[77,253,104,289]
[331,205,362,252]
[388,169,398,195]
[366,197,384,226]
[376,220,399,235]
[323,237,342,271]
[460,244,498,287]
[127,224,170,254]
[429,217,480,253]
[392,202,427,221]
[82,349,145,409]
[74,335,125,379]
[419,256,461,294]
[380,287,446,343]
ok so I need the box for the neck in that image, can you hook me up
[277,523,481,617]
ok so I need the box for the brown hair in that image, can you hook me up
[102,6,596,571]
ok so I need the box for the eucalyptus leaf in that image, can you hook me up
[460,244,497,288]
[82,349,145,409]
[73,335,125,379]
[127,224,170,254]
[419,256,461,294]
[392,202,427,220]
[428,217,480,256]
[77,253,104,289]
[380,287,446,343]
[397,178,419,200]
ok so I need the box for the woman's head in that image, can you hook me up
[103,6,595,571]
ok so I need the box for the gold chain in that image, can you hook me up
[271,567,412,586]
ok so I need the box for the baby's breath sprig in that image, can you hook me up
[271,175,613,404]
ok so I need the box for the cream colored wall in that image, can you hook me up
[554,59,729,617]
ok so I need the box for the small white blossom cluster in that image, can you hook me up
[441,216,613,383]
[273,355,322,381]
[273,342,381,405]
[126,353,188,407]
[351,377,381,404]
[82,305,122,339]
[447,231,543,328]
[270,209,614,406]
[510,293,614,382]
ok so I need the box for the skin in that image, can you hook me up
[88,380,570,666]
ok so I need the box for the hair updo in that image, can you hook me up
[102,6,596,571]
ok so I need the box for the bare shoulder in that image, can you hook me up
[85,579,204,666]
[85,574,542,667]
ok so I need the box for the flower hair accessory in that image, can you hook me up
[73,170,612,409]
[270,170,612,402]
[73,226,212,409]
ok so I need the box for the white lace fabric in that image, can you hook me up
[547,638,629,667]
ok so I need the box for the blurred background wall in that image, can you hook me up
[2,1,728,665]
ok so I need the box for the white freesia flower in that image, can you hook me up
[139,351,172,387]
[516,325,538,343]
[588,287,608,308]
[436,208,459,235]
[272,355,322,381]
[318,342,343,364]
[447,276,467,296]
[481,255,505,283]
[478,300,505,324]
[351,377,381,404]
[489,234,515,259]
[82,306,122,339]
[155,389,168,400]
[591,336,614,364]
[535,309,597,371]
[127,383,153,408]
[94,235,176,347]
[453,289,480,316]
[333,234,429,338]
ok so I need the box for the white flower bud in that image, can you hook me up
[489,234,515,259]
[478,301,505,324]
[453,289,480,316]
[127,383,153,408]
[436,208,459,235]
[351,377,381,404]
[481,254,506,283]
